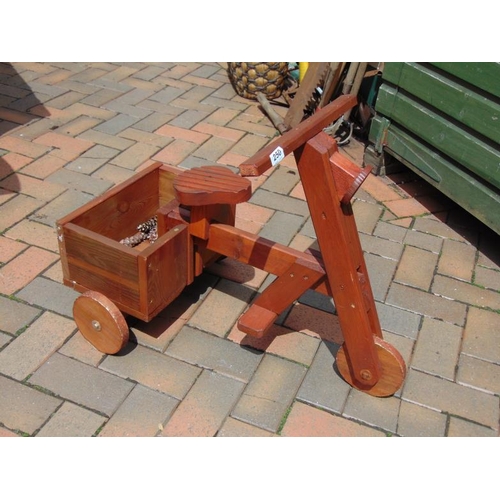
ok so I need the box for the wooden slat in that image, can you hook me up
[58,161,163,230]
[61,223,141,312]
[382,62,500,143]
[431,62,500,99]
[376,83,500,190]
[66,262,141,315]
[370,115,500,235]
[159,164,184,205]
[62,223,138,281]
[72,169,160,240]
[138,225,189,320]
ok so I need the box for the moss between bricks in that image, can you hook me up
[277,404,293,435]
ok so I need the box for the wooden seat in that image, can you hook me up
[174,166,252,207]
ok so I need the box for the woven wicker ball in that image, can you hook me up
[227,62,288,100]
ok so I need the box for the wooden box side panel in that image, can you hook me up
[57,162,162,227]
[61,223,141,313]
[139,224,189,320]
[66,266,141,318]
[159,164,184,206]
[70,168,161,241]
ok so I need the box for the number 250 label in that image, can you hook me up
[269,146,285,167]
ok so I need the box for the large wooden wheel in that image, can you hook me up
[336,337,406,397]
[73,291,129,354]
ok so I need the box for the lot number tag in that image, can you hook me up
[269,146,285,167]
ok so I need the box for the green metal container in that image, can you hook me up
[367,62,500,235]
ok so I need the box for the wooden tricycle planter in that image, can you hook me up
[57,95,406,397]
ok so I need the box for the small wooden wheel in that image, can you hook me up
[73,291,129,354]
[336,337,406,397]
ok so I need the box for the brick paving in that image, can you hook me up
[0,62,499,438]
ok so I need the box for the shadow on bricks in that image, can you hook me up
[387,167,500,263]
[0,157,20,193]
[0,63,50,195]
[127,273,218,345]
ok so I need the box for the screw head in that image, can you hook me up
[92,320,101,331]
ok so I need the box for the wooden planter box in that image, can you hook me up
[57,162,189,322]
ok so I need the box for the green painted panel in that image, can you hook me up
[381,62,500,143]
[381,62,404,85]
[370,116,500,235]
[431,62,500,99]
[376,84,500,190]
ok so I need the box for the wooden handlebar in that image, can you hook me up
[239,94,357,177]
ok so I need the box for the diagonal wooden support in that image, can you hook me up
[238,257,325,338]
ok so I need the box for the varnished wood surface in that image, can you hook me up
[159,164,185,205]
[238,305,278,338]
[138,225,189,320]
[174,166,251,206]
[61,163,161,241]
[297,133,383,385]
[239,95,356,176]
[73,291,129,354]
[57,161,164,227]
[206,223,330,296]
[336,337,406,397]
[237,258,325,338]
[62,222,141,314]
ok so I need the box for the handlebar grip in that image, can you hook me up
[239,94,357,176]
